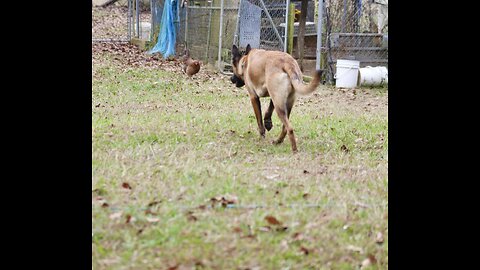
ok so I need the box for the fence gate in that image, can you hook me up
[234,0,287,52]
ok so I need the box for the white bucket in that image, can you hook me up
[335,59,360,88]
[358,66,388,86]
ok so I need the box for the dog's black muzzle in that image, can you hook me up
[230,74,245,88]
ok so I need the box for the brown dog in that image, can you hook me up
[231,44,323,153]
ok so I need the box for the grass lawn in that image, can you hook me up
[92,45,388,270]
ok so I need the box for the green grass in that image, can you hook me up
[92,58,388,269]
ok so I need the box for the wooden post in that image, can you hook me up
[298,0,308,71]
[287,3,295,54]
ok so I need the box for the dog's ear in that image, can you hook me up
[232,45,240,58]
[245,44,251,55]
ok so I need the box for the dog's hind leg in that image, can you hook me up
[272,96,297,152]
[272,124,287,145]
[264,99,274,131]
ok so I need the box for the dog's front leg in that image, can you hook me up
[248,92,266,138]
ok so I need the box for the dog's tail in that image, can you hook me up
[286,68,323,96]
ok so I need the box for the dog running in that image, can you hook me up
[230,44,323,153]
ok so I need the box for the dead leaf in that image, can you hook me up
[241,234,256,240]
[144,208,156,215]
[376,232,384,244]
[121,182,132,190]
[109,211,122,220]
[146,216,160,223]
[194,260,206,268]
[147,200,162,207]
[303,193,309,199]
[258,226,271,232]
[361,254,377,268]
[210,194,238,207]
[233,227,242,233]
[125,214,134,224]
[265,215,282,225]
[265,174,280,180]
[292,232,304,241]
[101,202,109,208]
[300,246,310,255]
[186,211,198,222]
[346,245,364,254]
[167,265,179,270]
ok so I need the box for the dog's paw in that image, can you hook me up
[264,119,273,131]
[271,139,283,145]
[258,127,266,138]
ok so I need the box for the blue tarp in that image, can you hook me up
[148,0,178,58]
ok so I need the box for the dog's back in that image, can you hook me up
[245,49,321,96]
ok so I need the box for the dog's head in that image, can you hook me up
[230,44,251,88]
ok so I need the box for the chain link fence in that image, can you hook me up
[171,0,287,73]
[323,0,388,83]
[92,0,153,42]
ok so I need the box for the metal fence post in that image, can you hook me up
[205,0,214,62]
[233,0,242,46]
[342,0,347,32]
[217,0,225,70]
[185,3,188,47]
[136,0,140,38]
[128,0,132,40]
[150,0,154,42]
[284,0,290,52]
[316,0,323,70]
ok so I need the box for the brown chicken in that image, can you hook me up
[181,49,201,77]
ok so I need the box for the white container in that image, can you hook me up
[335,59,360,88]
[358,66,388,86]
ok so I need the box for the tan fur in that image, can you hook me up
[232,46,323,153]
